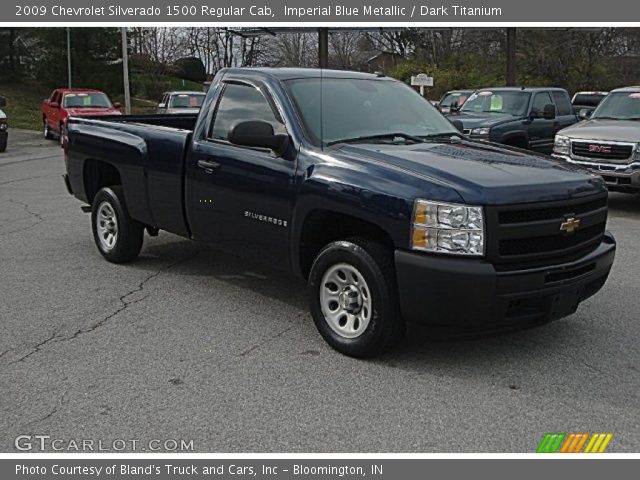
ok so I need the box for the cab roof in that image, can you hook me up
[223,67,390,81]
[610,86,640,93]
[475,87,568,93]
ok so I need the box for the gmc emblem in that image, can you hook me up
[589,144,612,154]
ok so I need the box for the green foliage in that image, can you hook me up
[171,57,207,83]
[388,56,505,100]
[0,80,52,130]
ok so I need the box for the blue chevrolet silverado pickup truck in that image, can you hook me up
[63,68,616,357]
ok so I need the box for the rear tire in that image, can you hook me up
[308,238,405,358]
[91,186,143,263]
[43,120,53,140]
[0,138,6,153]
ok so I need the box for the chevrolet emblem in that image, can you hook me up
[560,216,580,234]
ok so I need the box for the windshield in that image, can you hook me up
[169,93,205,109]
[591,92,640,120]
[63,93,112,108]
[572,93,606,107]
[461,90,531,116]
[440,91,471,108]
[285,77,458,146]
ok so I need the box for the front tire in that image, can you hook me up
[91,186,143,263]
[308,238,405,358]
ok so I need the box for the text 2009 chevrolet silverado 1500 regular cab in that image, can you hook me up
[63,68,616,357]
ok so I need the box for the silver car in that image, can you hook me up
[157,91,206,114]
[553,86,640,193]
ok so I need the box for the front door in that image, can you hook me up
[186,80,297,269]
[526,91,556,153]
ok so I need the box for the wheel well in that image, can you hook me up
[502,135,528,148]
[299,210,395,279]
[83,159,122,205]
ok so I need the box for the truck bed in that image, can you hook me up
[66,114,199,237]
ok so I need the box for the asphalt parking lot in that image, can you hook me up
[0,129,638,452]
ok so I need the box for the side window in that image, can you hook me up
[161,94,168,106]
[210,83,285,141]
[52,92,61,104]
[531,92,553,116]
[552,91,572,116]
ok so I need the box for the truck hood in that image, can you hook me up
[559,118,640,143]
[446,111,517,129]
[336,140,604,205]
[65,108,122,117]
[0,109,6,119]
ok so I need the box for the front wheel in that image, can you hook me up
[59,124,66,147]
[308,238,405,358]
[91,186,144,263]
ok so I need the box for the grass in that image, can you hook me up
[0,80,52,131]
[0,75,205,130]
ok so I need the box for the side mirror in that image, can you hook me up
[0,96,6,108]
[228,120,289,155]
[543,103,556,120]
[450,120,464,132]
[578,108,592,119]
[113,102,122,109]
[158,103,166,109]
[50,101,59,109]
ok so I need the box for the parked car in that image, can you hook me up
[553,86,640,193]
[571,91,608,119]
[437,89,474,113]
[447,87,578,153]
[42,89,122,145]
[157,91,206,114]
[63,68,615,357]
[0,95,7,153]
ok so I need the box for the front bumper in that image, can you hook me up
[394,233,615,329]
[552,154,640,190]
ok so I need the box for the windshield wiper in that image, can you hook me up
[327,132,425,146]
[420,132,465,141]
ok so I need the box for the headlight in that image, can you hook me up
[471,127,490,136]
[553,135,570,155]
[634,143,640,161]
[0,119,7,131]
[411,200,484,256]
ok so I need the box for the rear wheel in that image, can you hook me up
[91,186,144,263]
[43,120,53,140]
[308,238,405,358]
[0,136,6,153]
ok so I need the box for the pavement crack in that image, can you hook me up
[0,174,54,186]
[4,251,201,366]
[238,324,295,357]
[62,250,201,344]
[8,329,63,365]
[1,197,45,236]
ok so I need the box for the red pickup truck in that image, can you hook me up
[42,88,122,145]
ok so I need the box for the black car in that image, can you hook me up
[447,87,578,153]
[0,95,7,153]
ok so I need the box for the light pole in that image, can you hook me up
[66,28,72,88]
[121,27,131,114]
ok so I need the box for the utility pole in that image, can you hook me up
[66,28,72,88]
[506,27,517,86]
[121,27,131,114]
[318,28,329,68]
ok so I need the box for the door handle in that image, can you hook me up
[197,159,221,173]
